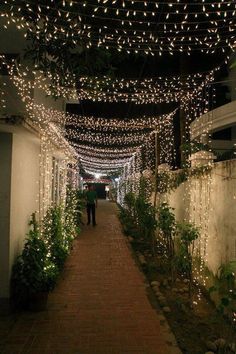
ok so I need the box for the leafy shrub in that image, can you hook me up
[181,140,210,158]
[43,206,69,270]
[209,262,236,321]
[135,196,157,240]
[124,192,136,215]
[139,175,152,201]
[75,189,85,227]
[157,202,176,259]
[11,214,58,306]
[65,188,81,241]
[11,188,82,308]
[175,222,199,292]
[121,191,157,248]
[157,166,212,194]
[218,261,236,293]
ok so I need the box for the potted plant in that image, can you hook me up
[11,214,58,311]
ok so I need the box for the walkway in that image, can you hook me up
[0,200,181,354]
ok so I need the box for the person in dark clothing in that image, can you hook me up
[85,185,98,226]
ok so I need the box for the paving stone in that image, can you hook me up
[152,285,160,292]
[214,338,226,349]
[151,281,160,287]
[163,306,171,313]
[206,340,217,352]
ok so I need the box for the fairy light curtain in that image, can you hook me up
[1,0,236,56]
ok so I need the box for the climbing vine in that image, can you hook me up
[157,165,212,194]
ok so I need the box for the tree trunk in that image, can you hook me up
[154,132,160,209]
[179,55,189,167]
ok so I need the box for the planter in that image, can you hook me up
[28,292,48,312]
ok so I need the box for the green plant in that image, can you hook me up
[181,140,210,158]
[139,175,153,201]
[135,196,157,241]
[175,222,199,297]
[65,187,81,240]
[119,205,139,238]
[157,165,212,195]
[124,192,136,215]
[43,206,69,270]
[157,202,176,258]
[218,262,236,293]
[156,202,176,277]
[135,177,156,245]
[11,214,58,306]
[209,262,236,322]
[120,190,157,247]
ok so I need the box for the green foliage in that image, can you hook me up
[43,206,69,270]
[230,59,236,69]
[181,140,210,159]
[209,262,236,320]
[175,222,199,281]
[11,214,58,305]
[25,34,116,92]
[42,188,83,269]
[156,202,176,260]
[157,203,176,239]
[139,175,152,201]
[177,222,199,243]
[157,165,212,194]
[124,192,136,214]
[180,140,210,168]
[75,189,86,226]
[218,262,236,290]
[65,188,81,239]
[135,196,157,239]
[121,190,157,246]
[11,189,82,308]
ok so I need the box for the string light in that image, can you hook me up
[1,0,236,56]
[77,69,219,104]
[1,0,234,318]
[66,113,169,129]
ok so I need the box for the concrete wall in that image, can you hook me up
[34,87,65,112]
[0,20,27,54]
[163,160,236,275]
[0,129,40,299]
[9,129,41,275]
[227,55,236,102]
[0,125,73,299]
[0,75,26,117]
[191,101,236,141]
[0,133,12,298]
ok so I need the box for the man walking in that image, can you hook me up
[85,184,98,226]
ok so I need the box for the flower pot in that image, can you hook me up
[28,292,48,312]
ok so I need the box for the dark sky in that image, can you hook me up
[66,50,228,119]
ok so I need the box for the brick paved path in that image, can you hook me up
[0,200,181,354]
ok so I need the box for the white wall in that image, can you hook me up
[0,76,26,117]
[0,20,27,53]
[0,124,74,299]
[0,133,12,298]
[0,128,41,299]
[227,55,236,102]
[164,160,236,275]
[9,129,41,275]
[34,87,65,112]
